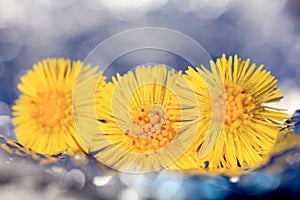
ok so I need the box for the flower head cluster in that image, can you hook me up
[88,65,199,172]
[12,58,106,155]
[9,55,291,175]
[171,54,290,175]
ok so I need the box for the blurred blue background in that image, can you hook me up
[0,0,300,114]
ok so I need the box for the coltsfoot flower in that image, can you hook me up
[173,54,290,175]
[83,65,199,172]
[12,58,106,155]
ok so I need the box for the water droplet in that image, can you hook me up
[50,166,67,175]
[95,177,120,199]
[153,172,183,200]
[229,176,239,183]
[64,169,85,190]
[93,176,112,187]
[119,188,140,200]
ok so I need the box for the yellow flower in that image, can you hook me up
[83,65,199,172]
[172,54,290,175]
[12,58,106,155]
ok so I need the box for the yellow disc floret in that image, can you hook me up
[128,103,177,153]
[33,90,71,129]
[225,84,254,128]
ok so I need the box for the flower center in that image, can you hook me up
[33,90,70,128]
[225,85,253,128]
[127,104,177,153]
